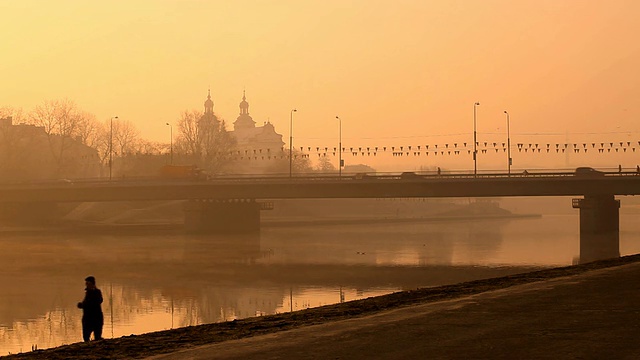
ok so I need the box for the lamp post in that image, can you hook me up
[336,116,342,177]
[504,111,511,176]
[289,109,297,178]
[473,102,480,177]
[109,116,118,180]
[166,122,173,165]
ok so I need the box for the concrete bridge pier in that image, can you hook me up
[572,195,620,264]
[184,199,261,233]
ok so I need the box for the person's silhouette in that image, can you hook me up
[77,276,104,341]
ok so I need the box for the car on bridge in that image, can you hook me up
[574,167,604,177]
[353,173,374,180]
[400,172,421,179]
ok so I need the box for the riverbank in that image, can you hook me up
[5,254,640,360]
[263,212,540,227]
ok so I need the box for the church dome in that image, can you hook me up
[203,89,215,116]
[239,91,249,113]
[234,91,256,130]
[204,93,213,108]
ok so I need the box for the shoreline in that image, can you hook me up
[4,254,639,360]
[262,213,540,227]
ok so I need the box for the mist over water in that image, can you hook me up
[2,203,640,354]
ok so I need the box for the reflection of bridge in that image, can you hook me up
[1,170,639,262]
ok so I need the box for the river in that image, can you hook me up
[1,203,640,354]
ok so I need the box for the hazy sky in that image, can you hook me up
[2,0,639,166]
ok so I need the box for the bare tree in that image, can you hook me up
[200,118,236,173]
[28,99,89,174]
[90,118,145,177]
[111,119,140,157]
[315,155,336,173]
[0,106,26,123]
[75,111,102,149]
[175,110,202,157]
[93,121,111,169]
[117,140,165,177]
[30,99,82,137]
[136,140,164,155]
[175,110,236,173]
[266,149,312,175]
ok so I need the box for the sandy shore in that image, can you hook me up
[4,255,640,360]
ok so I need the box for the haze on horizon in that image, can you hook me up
[1,0,639,171]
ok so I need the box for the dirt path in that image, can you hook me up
[5,255,640,360]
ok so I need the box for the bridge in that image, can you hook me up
[1,169,638,263]
[2,170,639,202]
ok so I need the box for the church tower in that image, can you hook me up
[204,89,214,114]
[199,89,218,126]
[233,91,256,131]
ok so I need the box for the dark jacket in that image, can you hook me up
[78,288,104,321]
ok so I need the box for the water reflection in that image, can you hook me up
[2,215,640,354]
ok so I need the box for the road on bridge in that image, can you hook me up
[2,171,640,203]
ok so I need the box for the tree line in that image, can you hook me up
[0,99,337,181]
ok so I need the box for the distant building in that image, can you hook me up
[229,91,284,157]
[198,91,285,173]
[0,116,100,181]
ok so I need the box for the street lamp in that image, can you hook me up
[335,116,342,177]
[473,102,480,177]
[166,122,173,165]
[504,111,511,176]
[289,109,297,178]
[109,116,118,180]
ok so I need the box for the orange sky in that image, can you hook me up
[1,0,639,170]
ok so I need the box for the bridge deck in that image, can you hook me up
[1,172,639,203]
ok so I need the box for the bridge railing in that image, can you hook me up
[2,168,639,188]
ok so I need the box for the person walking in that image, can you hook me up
[77,276,104,341]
